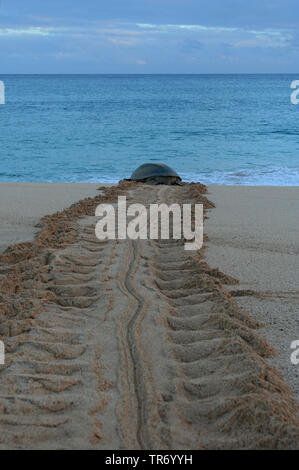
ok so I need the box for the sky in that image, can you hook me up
[0,0,299,73]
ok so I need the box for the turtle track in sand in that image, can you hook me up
[0,182,298,449]
[118,239,151,449]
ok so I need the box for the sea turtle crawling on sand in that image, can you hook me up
[127,163,182,185]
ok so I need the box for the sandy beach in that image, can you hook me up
[0,182,298,449]
[0,183,101,253]
[205,186,299,402]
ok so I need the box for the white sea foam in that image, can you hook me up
[180,166,299,186]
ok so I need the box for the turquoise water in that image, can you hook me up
[0,74,298,185]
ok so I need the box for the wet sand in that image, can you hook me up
[0,182,298,449]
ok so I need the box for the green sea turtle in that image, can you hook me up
[127,163,182,185]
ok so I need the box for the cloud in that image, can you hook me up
[0,3,298,73]
[135,22,292,40]
[0,21,292,48]
[136,23,239,33]
[0,27,52,36]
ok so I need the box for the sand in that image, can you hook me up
[0,183,102,253]
[204,186,299,402]
[0,182,298,449]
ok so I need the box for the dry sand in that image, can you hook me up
[0,182,298,449]
[0,183,101,253]
[204,186,299,402]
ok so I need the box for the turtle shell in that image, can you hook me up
[130,163,181,181]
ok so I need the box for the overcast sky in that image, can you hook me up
[0,0,299,73]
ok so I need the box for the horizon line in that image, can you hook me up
[1,72,299,76]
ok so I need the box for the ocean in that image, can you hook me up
[0,74,298,185]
